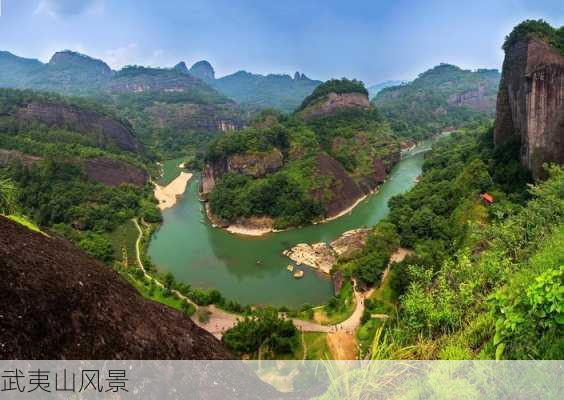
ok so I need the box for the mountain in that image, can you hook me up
[175,60,321,113]
[189,60,216,83]
[494,19,564,180]
[0,51,250,158]
[0,88,143,153]
[373,63,501,139]
[367,80,404,99]
[213,70,321,113]
[200,79,400,232]
[0,51,44,88]
[0,215,231,359]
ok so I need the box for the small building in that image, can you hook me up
[480,193,494,205]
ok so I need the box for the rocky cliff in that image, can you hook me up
[494,37,564,179]
[299,92,371,121]
[15,101,143,153]
[0,216,231,359]
[200,148,284,197]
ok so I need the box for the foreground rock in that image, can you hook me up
[494,35,564,179]
[0,216,231,359]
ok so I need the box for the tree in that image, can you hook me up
[79,233,114,263]
[222,308,298,356]
[0,176,17,215]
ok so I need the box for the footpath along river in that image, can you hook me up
[148,142,432,307]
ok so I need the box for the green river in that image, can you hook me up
[148,143,431,307]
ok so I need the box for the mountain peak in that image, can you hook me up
[173,61,189,74]
[48,50,112,74]
[189,60,215,82]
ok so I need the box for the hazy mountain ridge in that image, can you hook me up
[373,63,501,139]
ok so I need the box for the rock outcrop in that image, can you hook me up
[299,92,371,121]
[200,149,284,197]
[312,153,365,218]
[494,37,564,179]
[15,101,143,153]
[189,60,216,83]
[0,216,232,359]
[84,157,149,187]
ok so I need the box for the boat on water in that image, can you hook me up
[293,270,304,279]
[287,264,294,272]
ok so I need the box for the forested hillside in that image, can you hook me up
[202,79,400,231]
[338,126,563,359]
[373,64,500,139]
[0,89,159,264]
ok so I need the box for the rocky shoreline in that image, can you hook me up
[282,228,372,274]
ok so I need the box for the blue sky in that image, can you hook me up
[0,0,563,84]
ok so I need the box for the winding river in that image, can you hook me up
[148,142,432,307]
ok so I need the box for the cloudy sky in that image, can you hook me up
[0,0,563,84]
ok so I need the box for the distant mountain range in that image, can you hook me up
[0,50,322,113]
[373,63,501,138]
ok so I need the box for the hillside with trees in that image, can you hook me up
[373,64,500,139]
[201,80,400,230]
[0,89,159,264]
[337,125,563,360]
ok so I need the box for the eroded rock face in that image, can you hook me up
[84,157,149,187]
[447,84,496,112]
[147,103,244,133]
[300,92,371,121]
[228,149,284,177]
[200,149,284,196]
[312,153,364,219]
[0,216,232,359]
[15,102,143,153]
[494,38,564,179]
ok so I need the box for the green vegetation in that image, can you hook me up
[298,78,368,111]
[348,126,562,360]
[223,308,299,357]
[373,64,500,139]
[503,19,564,55]
[205,95,399,229]
[0,175,17,214]
[108,220,138,265]
[0,90,160,264]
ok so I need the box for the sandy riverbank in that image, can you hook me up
[154,171,193,210]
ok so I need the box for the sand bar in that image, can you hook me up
[154,171,193,210]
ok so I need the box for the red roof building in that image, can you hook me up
[480,193,494,204]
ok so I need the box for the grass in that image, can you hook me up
[313,282,356,325]
[6,214,45,235]
[121,269,195,316]
[303,332,332,359]
[108,220,138,266]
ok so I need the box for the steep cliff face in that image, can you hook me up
[494,38,564,179]
[0,216,231,359]
[200,149,284,197]
[15,101,143,153]
[300,92,371,121]
[146,102,244,133]
[84,157,149,187]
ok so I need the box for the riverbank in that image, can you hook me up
[154,170,193,210]
[205,189,377,237]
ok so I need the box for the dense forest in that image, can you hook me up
[337,126,563,359]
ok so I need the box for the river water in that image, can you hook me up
[148,143,431,307]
